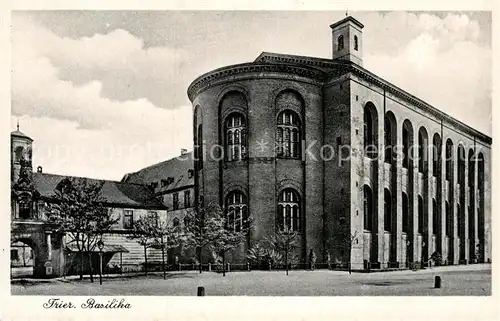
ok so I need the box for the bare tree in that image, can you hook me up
[46,177,118,281]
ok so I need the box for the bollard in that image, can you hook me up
[434,276,441,288]
[197,286,205,296]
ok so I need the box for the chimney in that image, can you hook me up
[37,166,43,173]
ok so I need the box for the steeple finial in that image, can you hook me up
[346,9,348,17]
[17,118,19,131]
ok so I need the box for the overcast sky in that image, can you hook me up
[11,11,492,181]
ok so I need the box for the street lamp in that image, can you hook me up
[97,240,104,286]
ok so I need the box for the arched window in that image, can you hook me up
[14,146,24,163]
[445,139,453,181]
[277,189,301,232]
[384,112,396,163]
[418,196,424,234]
[432,134,441,176]
[225,113,247,161]
[225,191,248,232]
[364,103,378,158]
[402,124,411,168]
[457,145,466,189]
[418,128,428,173]
[363,185,373,231]
[196,124,203,169]
[402,193,409,233]
[277,110,301,159]
[384,189,392,232]
[445,201,452,237]
[354,35,359,51]
[338,35,344,51]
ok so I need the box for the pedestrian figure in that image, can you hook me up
[309,249,316,271]
[174,255,179,270]
[326,251,331,270]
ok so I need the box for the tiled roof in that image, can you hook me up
[122,152,194,193]
[33,172,166,209]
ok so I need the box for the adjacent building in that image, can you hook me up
[186,16,492,269]
[11,127,169,278]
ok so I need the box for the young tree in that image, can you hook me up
[45,177,118,281]
[184,202,251,275]
[127,215,158,276]
[247,242,282,270]
[183,202,226,273]
[211,209,251,276]
[150,219,185,279]
[264,229,299,275]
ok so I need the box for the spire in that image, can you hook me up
[17,118,19,131]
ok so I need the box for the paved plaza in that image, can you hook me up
[11,264,491,296]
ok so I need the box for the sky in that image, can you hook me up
[10,11,492,181]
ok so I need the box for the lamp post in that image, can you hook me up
[97,240,104,286]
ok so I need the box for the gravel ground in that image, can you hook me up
[11,265,491,296]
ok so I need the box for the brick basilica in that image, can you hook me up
[186,16,492,269]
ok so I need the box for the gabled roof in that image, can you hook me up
[123,151,194,193]
[33,172,166,209]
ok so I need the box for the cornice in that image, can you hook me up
[346,64,492,145]
[187,62,326,101]
[187,56,491,146]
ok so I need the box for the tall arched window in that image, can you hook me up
[338,35,344,51]
[196,124,203,168]
[384,189,392,232]
[277,189,301,232]
[418,196,424,234]
[364,103,378,158]
[402,193,409,233]
[432,134,441,176]
[225,113,247,161]
[363,185,373,231]
[384,112,396,163]
[226,191,248,232]
[402,121,413,169]
[277,110,301,158]
[418,128,428,173]
[445,139,453,181]
[354,35,359,51]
